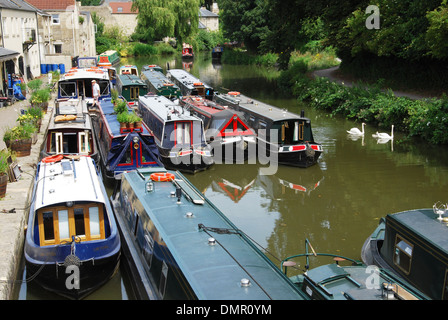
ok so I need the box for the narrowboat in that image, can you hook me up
[97,50,120,67]
[214,92,323,168]
[166,69,214,100]
[142,64,163,73]
[138,95,213,173]
[141,69,181,100]
[24,156,121,299]
[361,206,448,300]
[181,95,256,162]
[211,45,223,60]
[284,239,429,300]
[181,43,194,59]
[110,167,309,300]
[40,97,99,163]
[91,98,162,181]
[119,65,138,76]
[57,67,111,106]
[116,74,148,106]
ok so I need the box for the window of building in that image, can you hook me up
[54,44,62,54]
[52,14,60,24]
[117,7,123,12]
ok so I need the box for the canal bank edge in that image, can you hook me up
[0,89,54,300]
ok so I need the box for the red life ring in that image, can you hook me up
[42,155,64,163]
[150,172,175,182]
[228,91,240,96]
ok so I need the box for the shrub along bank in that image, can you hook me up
[278,61,448,145]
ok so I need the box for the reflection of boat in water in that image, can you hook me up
[24,156,121,299]
[284,239,429,300]
[111,167,308,300]
[361,206,448,300]
[257,166,324,200]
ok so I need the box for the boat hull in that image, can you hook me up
[158,147,213,174]
[209,137,256,163]
[258,141,322,168]
[25,251,120,300]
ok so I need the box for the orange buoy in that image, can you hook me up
[150,172,175,182]
[42,155,64,163]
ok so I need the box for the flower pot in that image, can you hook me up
[134,121,142,129]
[127,122,134,130]
[7,138,32,157]
[0,173,8,198]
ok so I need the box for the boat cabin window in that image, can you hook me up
[130,87,139,100]
[209,118,227,131]
[393,235,413,274]
[37,204,105,246]
[49,132,91,154]
[59,82,77,98]
[175,122,191,146]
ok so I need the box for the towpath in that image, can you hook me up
[311,66,440,100]
[0,75,54,299]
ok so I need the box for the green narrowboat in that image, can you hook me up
[285,239,429,300]
[362,207,448,300]
[140,69,181,99]
[98,50,120,67]
[117,74,148,105]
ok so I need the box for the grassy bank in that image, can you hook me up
[278,60,448,145]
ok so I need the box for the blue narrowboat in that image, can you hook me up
[91,98,162,181]
[138,95,213,173]
[362,206,448,300]
[24,156,121,299]
[166,69,214,100]
[140,69,181,99]
[214,92,323,168]
[110,167,309,300]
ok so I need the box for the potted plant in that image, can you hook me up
[0,149,9,198]
[116,112,129,130]
[132,112,142,129]
[114,99,127,114]
[30,88,51,112]
[24,106,44,132]
[111,89,119,105]
[3,123,36,157]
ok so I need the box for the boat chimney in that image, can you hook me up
[176,186,182,204]
[301,110,305,118]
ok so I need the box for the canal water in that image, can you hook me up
[14,52,448,299]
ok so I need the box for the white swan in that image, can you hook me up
[347,122,365,136]
[373,125,394,140]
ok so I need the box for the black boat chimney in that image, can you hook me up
[301,110,305,118]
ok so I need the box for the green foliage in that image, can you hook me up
[196,30,225,51]
[114,100,128,114]
[132,0,200,44]
[426,1,448,59]
[3,123,36,142]
[27,79,42,92]
[0,149,10,175]
[131,43,158,56]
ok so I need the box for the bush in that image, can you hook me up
[132,43,157,56]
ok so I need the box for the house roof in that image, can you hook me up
[199,7,218,18]
[25,0,75,10]
[109,1,137,14]
[0,0,39,11]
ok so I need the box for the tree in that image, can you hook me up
[132,0,200,44]
[218,0,268,52]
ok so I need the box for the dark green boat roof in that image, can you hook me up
[387,209,448,255]
[118,74,146,87]
[123,168,308,300]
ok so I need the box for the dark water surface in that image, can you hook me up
[15,52,448,299]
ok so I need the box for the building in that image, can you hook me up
[199,7,219,32]
[0,0,43,91]
[26,0,96,69]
